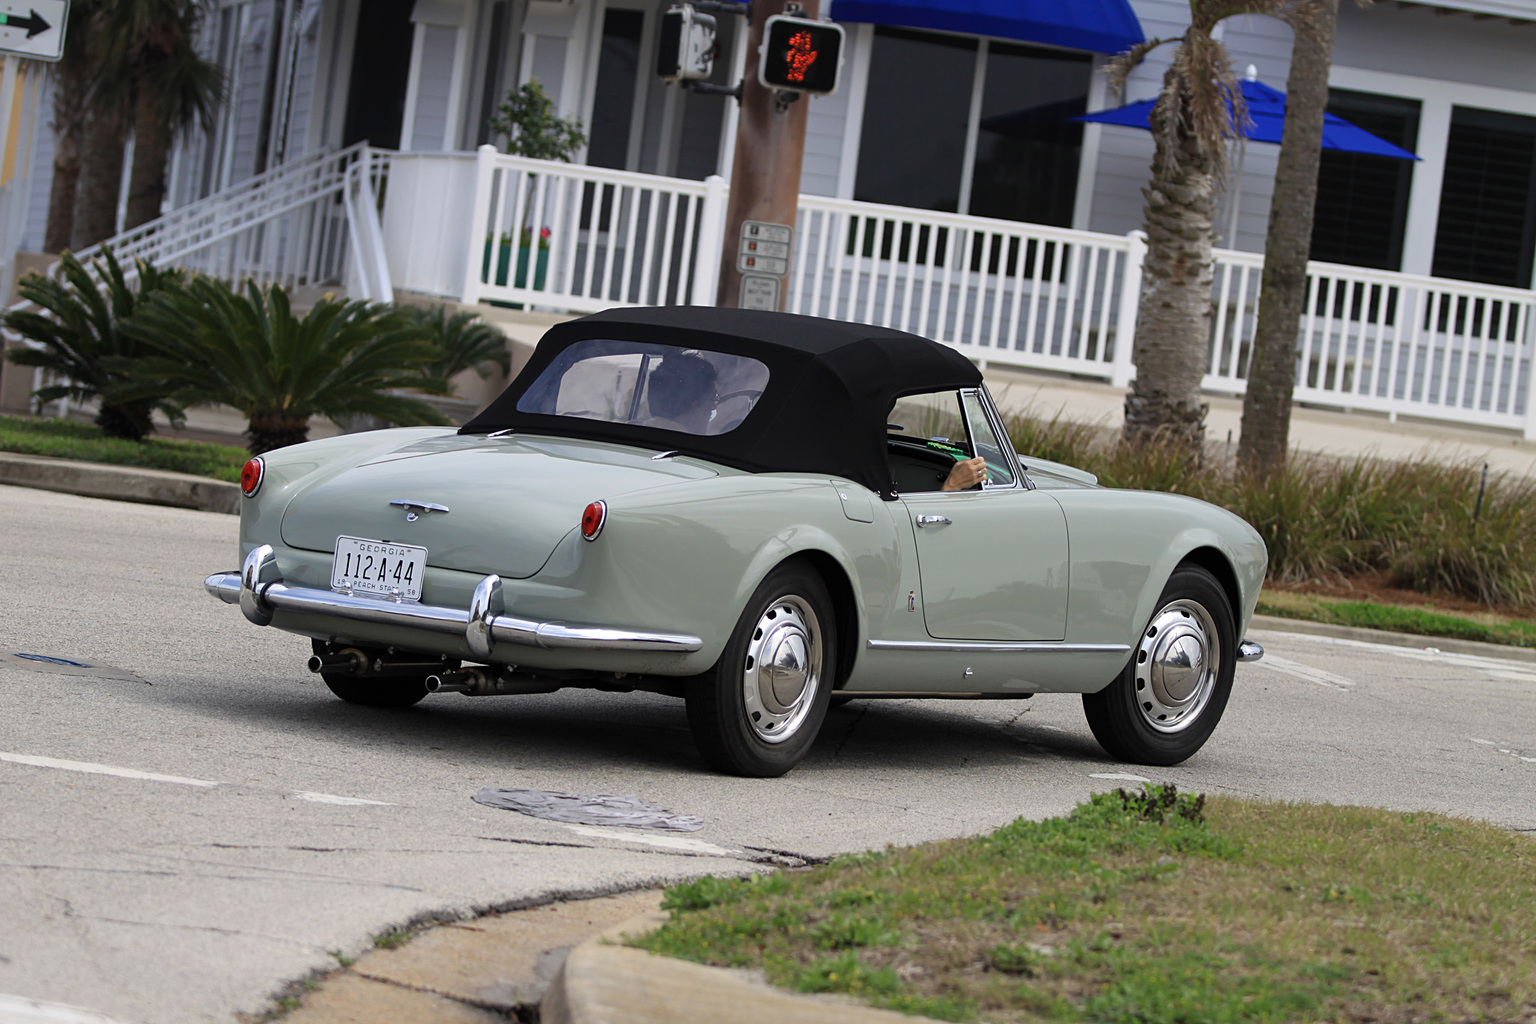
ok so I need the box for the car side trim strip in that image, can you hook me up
[205,550,703,655]
[866,639,1130,654]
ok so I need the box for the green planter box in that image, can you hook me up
[483,241,550,289]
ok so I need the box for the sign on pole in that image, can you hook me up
[0,1,67,61]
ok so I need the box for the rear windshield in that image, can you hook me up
[515,338,770,436]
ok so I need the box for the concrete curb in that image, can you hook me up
[1249,613,1536,663]
[0,452,239,514]
[540,910,942,1024]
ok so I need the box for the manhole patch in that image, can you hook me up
[1,651,147,683]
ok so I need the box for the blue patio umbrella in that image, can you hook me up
[1072,73,1418,242]
[1074,77,1420,160]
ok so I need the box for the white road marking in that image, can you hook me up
[1252,629,1536,675]
[562,824,733,855]
[1469,739,1536,765]
[1471,738,1496,745]
[0,752,219,788]
[1252,654,1357,690]
[1090,772,1151,783]
[291,791,393,806]
[0,992,133,1024]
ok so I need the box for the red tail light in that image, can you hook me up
[580,500,607,541]
[240,457,265,497]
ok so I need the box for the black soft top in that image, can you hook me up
[460,306,982,499]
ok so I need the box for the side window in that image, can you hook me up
[961,391,1015,487]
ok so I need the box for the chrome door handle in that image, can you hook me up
[915,515,951,528]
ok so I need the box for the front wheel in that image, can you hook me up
[686,563,836,777]
[1082,564,1235,766]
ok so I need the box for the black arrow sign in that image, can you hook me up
[0,9,52,38]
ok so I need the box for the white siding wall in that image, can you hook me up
[410,24,462,150]
[228,1,280,182]
[801,69,851,197]
[1334,2,1536,88]
[21,72,54,253]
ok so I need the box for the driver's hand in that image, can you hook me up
[941,457,987,491]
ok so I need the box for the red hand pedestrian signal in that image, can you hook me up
[758,16,843,95]
[785,30,817,83]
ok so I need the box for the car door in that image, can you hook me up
[896,389,1069,642]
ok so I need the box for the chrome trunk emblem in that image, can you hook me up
[390,499,450,522]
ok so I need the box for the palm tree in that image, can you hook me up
[117,279,454,454]
[408,306,513,386]
[1114,0,1349,460]
[2,248,186,440]
[118,0,225,230]
[1238,0,1341,477]
[1111,4,1251,454]
[66,0,225,248]
[43,0,103,253]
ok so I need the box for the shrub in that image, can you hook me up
[3,248,186,440]
[117,278,451,454]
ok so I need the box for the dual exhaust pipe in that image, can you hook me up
[424,668,559,697]
[305,649,556,697]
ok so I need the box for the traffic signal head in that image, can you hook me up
[658,5,718,82]
[758,15,844,96]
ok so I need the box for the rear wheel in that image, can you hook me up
[1082,564,1235,766]
[686,563,836,777]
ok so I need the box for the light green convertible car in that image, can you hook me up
[206,306,1266,777]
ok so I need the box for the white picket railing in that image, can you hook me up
[67,142,368,290]
[1205,250,1536,433]
[29,144,1534,440]
[460,146,722,311]
[786,196,1143,386]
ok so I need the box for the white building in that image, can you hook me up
[9,0,1536,434]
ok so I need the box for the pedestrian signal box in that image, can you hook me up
[758,15,843,96]
[657,4,717,82]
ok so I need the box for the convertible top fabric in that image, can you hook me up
[460,306,982,498]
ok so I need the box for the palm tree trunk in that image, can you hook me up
[247,411,311,455]
[125,90,171,230]
[70,101,130,250]
[1237,0,1339,478]
[1122,70,1218,454]
[44,132,82,254]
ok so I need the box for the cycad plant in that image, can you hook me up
[3,248,186,440]
[118,278,452,454]
[407,305,512,386]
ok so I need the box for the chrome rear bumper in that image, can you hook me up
[205,544,703,656]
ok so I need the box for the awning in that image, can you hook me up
[828,0,1145,54]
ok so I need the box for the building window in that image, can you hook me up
[854,27,1089,227]
[1310,89,1419,272]
[1431,106,1536,289]
[587,8,646,170]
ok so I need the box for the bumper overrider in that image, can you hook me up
[204,544,704,657]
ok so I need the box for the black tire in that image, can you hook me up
[1082,564,1235,766]
[686,562,836,777]
[321,673,429,707]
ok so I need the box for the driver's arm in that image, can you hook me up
[941,456,987,491]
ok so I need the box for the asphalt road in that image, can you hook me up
[2,483,1533,1023]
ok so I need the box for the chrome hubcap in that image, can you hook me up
[1133,599,1219,733]
[742,595,822,744]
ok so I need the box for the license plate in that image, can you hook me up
[331,536,426,602]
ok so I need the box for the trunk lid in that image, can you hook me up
[280,433,718,578]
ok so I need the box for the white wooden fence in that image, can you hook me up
[29,144,1536,439]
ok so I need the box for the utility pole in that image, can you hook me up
[714,0,818,310]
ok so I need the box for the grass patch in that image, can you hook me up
[1002,406,1536,610]
[372,927,413,950]
[635,787,1536,1023]
[0,414,247,482]
[1257,591,1536,649]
